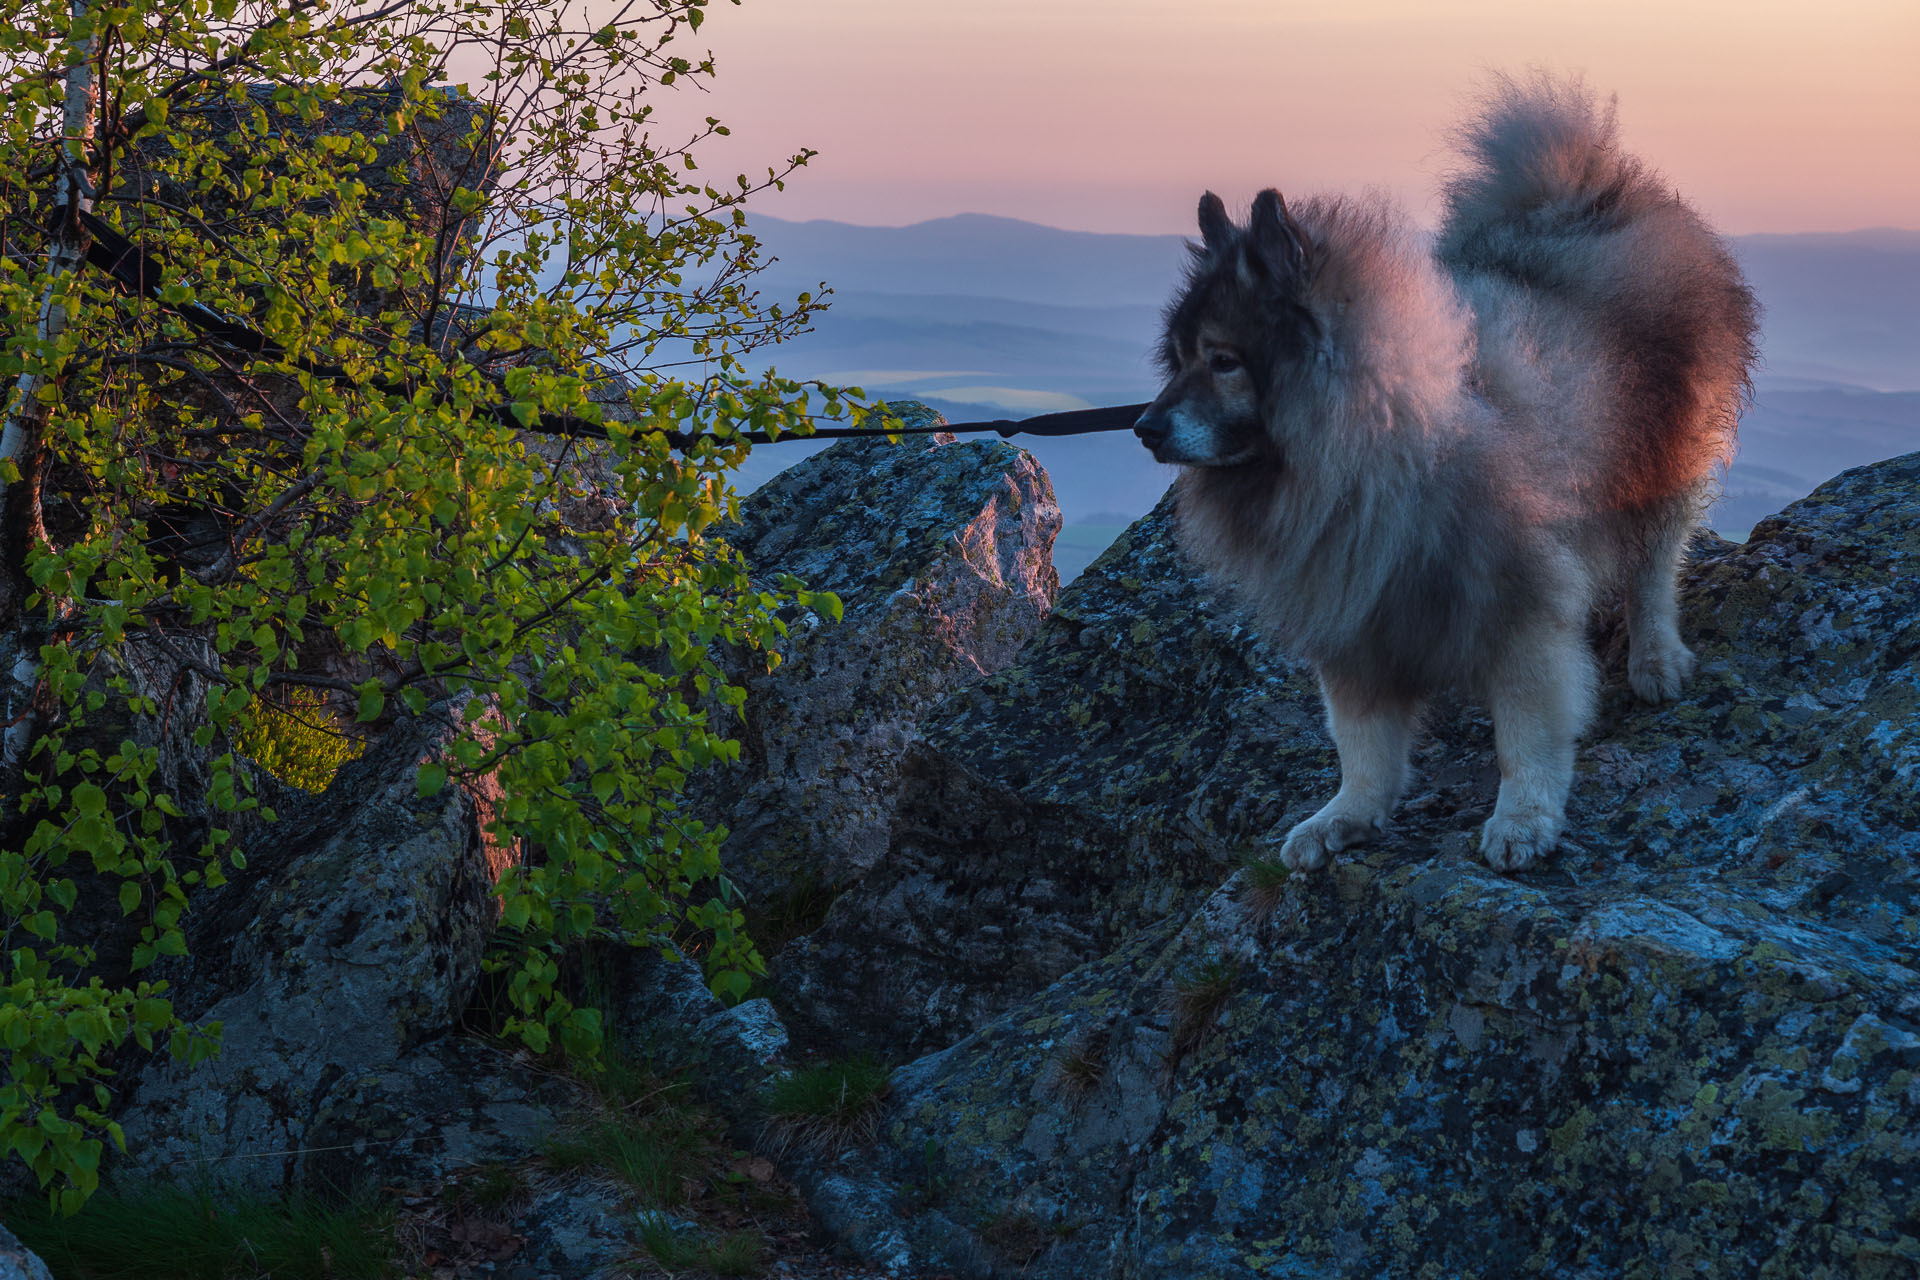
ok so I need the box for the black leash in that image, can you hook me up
[72,210,1149,446]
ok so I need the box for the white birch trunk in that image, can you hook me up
[2,1,96,771]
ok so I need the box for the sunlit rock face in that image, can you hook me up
[776,451,1920,1278]
[689,402,1062,910]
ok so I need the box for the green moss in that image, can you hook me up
[231,689,365,793]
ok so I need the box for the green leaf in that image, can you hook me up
[416,762,448,798]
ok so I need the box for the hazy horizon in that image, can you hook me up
[721,212,1920,577]
[659,0,1920,238]
[750,208,1920,239]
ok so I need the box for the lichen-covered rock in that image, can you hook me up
[513,1181,648,1280]
[0,1222,51,1280]
[798,452,1920,1277]
[114,715,515,1191]
[609,943,792,1117]
[692,403,1060,906]
[776,490,1322,1055]
[300,1037,579,1193]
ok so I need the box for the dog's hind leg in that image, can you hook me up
[1624,513,1697,703]
[1279,678,1419,871]
[1482,621,1598,871]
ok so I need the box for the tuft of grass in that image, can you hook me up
[1168,957,1238,1060]
[441,1161,528,1216]
[637,1212,704,1270]
[1045,1027,1110,1110]
[760,1056,892,1156]
[636,1216,763,1277]
[1239,853,1293,916]
[701,1227,765,1276]
[4,1183,394,1280]
[543,1112,714,1209]
[742,870,839,958]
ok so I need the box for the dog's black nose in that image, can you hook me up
[1134,410,1169,450]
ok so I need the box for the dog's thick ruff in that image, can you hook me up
[1137,73,1759,871]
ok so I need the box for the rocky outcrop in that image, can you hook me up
[776,452,1920,1277]
[114,713,571,1193]
[775,491,1315,1054]
[0,1224,51,1280]
[689,404,1060,907]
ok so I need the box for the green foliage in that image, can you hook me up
[230,689,366,793]
[0,0,867,1208]
[759,1056,891,1155]
[4,1182,396,1279]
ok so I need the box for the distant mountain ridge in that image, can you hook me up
[736,212,1920,570]
[750,212,1190,308]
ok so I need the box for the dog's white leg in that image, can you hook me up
[1280,680,1418,871]
[1625,520,1695,703]
[1481,622,1597,871]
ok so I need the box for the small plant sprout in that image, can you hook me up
[760,1056,893,1156]
[1046,1026,1111,1109]
[1239,853,1293,916]
[1169,957,1239,1060]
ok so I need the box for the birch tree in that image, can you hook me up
[0,0,851,1208]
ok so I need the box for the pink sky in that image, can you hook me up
[663,0,1919,235]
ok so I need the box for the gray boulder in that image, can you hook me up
[776,489,1320,1055]
[114,713,563,1192]
[0,1223,51,1280]
[692,404,1060,908]
[782,451,1920,1277]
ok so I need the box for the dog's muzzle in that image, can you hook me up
[1133,407,1172,456]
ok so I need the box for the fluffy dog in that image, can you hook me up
[1133,74,1758,871]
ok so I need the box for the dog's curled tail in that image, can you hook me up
[1436,72,1665,272]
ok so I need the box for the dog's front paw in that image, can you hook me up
[1628,636,1696,704]
[1479,809,1560,872]
[1279,806,1383,871]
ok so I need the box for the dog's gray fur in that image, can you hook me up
[1135,73,1759,871]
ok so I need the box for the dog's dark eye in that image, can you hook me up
[1207,351,1242,375]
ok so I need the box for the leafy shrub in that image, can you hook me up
[0,0,871,1209]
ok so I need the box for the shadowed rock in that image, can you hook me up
[779,452,1920,1277]
[113,715,568,1193]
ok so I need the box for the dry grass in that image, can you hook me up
[1045,1027,1111,1110]
[1168,957,1238,1061]
[1238,853,1293,917]
[759,1057,892,1158]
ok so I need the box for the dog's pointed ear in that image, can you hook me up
[1248,188,1309,278]
[1197,191,1233,254]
